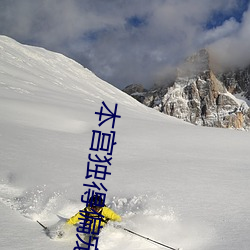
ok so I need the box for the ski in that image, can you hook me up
[57,214,69,221]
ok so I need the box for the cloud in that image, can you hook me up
[0,0,249,88]
[209,4,250,69]
[200,18,240,45]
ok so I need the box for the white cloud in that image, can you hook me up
[0,0,249,88]
[200,18,240,45]
[209,5,250,68]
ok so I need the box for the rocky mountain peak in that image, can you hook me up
[177,49,210,78]
[123,49,250,130]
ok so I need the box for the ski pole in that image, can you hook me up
[122,227,180,250]
[37,220,53,238]
[37,220,48,230]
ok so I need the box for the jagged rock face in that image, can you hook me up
[122,84,147,103]
[162,74,249,129]
[217,66,250,99]
[123,49,250,130]
[123,84,146,95]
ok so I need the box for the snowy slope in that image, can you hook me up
[0,36,250,250]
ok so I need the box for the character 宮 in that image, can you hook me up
[67,195,122,248]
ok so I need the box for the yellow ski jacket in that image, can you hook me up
[67,206,121,233]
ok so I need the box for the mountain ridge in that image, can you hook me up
[123,49,250,130]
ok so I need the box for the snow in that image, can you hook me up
[0,35,250,250]
[234,93,250,107]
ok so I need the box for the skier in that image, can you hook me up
[66,195,122,247]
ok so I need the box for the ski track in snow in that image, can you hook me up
[0,180,211,250]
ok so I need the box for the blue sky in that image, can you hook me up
[0,0,249,89]
[206,0,249,28]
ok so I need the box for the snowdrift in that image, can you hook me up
[0,36,250,250]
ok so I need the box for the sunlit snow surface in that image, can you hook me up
[0,36,250,250]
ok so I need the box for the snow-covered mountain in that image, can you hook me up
[217,65,250,100]
[1,36,250,250]
[124,49,250,130]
